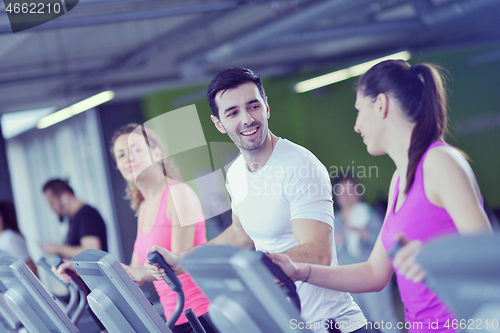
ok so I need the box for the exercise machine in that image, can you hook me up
[147,251,210,333]
[0,280,21,333]
[417,234,500,332]
[180,245,311,333]
[70,249,171,333]
[0,253,79,333]
[72,247,310,333]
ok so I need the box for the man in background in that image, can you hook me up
[42,179,108,258]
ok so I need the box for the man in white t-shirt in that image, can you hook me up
[147,67,366,332]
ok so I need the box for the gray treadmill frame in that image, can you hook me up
[70,249,171,333]
[417,233,500,330]
[0,254,79,333]
[181,245,311,333]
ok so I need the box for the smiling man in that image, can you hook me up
[147,68,366,332]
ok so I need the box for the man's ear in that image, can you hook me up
[376,93,389,119]
[265,96,270,119]
[211,115,227,134]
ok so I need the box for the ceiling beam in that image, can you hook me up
[418,0,500,26]
[45,5,242,96]
[0,1,242,34]
[264,20,424,48]
[199,0,377,64]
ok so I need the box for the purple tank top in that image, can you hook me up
[381,141,458,332]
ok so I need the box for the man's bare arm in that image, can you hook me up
[146,213,254,277]
[283,219,332,266]
[205,213,254,247]
[42,236,102,259]
[177,213,254,260]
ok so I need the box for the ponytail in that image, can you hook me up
[406,64,447,194]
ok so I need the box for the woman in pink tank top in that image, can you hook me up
[269,60,492,332]
[110,124,215,333]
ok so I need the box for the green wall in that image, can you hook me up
[142,42,500,208]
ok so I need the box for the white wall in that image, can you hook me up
[6,109,122,291]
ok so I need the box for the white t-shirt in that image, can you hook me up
[226,138,365,331]
[0,229,30,262]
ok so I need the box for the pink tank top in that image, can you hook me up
[381,141,458,332]
[134,182,210,325]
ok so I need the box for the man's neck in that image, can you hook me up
[242,131,278,172]
[67,198,85,219]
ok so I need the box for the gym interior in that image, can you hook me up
[0,1,499,333]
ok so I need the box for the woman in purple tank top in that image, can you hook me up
[269,60,492,332]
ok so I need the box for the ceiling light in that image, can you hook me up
[37,91,115,129]
[294,51,411,93]
[1,107,55,139]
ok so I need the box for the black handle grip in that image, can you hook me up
[388,241,405,259]
[184,309,206,333]
[53,257,90,294]
[147,251,183,292]
[257,251,297,297]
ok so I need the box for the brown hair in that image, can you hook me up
[0,201,21,234]
[110,123,181,211]
[357,60,449,194]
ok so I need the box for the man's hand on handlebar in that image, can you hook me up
[51,260,75,284]
[120,264,145,285]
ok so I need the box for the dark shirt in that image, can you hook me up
[66,205,108,252]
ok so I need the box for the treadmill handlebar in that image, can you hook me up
[388,241,405,259]
[257,251,297,297]
[257,251,301,312]
[147,252,183,292]
[53,257,90,294]
[37,257,69,288]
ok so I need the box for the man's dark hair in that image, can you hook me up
[207,67,266,119]
[42,179,74,196]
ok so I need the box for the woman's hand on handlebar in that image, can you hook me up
[266,252,309,282]
[393,234,426,283]
[144,245,183,279]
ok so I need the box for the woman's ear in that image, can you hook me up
[152,146,163,162]
[376,93,389,119]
